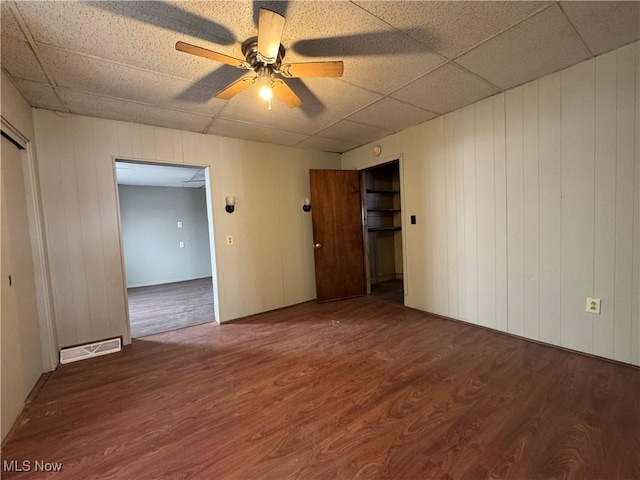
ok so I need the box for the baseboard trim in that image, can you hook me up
[412,306,640,371]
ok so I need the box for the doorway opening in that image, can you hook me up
[362,160,404,304]
[115,160,217,338]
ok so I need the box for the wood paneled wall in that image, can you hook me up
[33,112,340,348]
[342,42,640,365]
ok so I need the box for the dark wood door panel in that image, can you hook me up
[310,169,366,302]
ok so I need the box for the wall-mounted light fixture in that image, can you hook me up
[302,197,311,212]
[225,196,236,213]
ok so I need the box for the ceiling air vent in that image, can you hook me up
[60,337,122,364]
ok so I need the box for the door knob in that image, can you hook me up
[313,243,322,249]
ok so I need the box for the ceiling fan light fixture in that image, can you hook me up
[259,84,273,102]
[257,73,274,110]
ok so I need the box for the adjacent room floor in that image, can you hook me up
[370,279,404,304]
[3,297,639,479]
[127,277,214,337]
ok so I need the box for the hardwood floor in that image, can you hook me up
[2,297,639,479]
[127,277,215,337]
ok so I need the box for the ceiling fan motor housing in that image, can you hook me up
[241,36,285,71]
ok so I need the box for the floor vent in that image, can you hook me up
[60,337,122,364]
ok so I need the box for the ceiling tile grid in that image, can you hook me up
[1,35,49,83]
[559,1,640,56]
[116,161,206,188]
[14,80,65,112]
[207,117,308,147]
[37,46,229,116]
[352,1,551,59]
[295,135,360,153]
[316,119,392,145]
[2,1,638,153]
[59,89,214,133]
[291,77,384,119]
[347,97,439,133]
[0,2,26,41]
[390,63,499,114]
[455,4,593,90]
[217,90,341,136]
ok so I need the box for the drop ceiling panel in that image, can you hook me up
[353,1,550,59]
[3,1,637,154]
[219,90,339,135]
[339,52,445,95]
[295,78,384,119]
[39,46,227,116]
[59,89,213,133]
[295,136,359,153]
[0,36,49,84]
[14,1,252,83]
[0,3,27,41]
[456,5,591,90]
[14,80,65,111]
[207,118,307,147]
[316,119,391,144]
[116,162,205,188]
[281,1,447,94]
[560,1,640,56]
[347,97,438,132]
[391,63,499,114]
[97,1,243,45]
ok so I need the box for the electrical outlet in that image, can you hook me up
[226,236,234,246]
[586,297,601,314]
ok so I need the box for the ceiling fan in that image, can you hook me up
[175,8,344,110]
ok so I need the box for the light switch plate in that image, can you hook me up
[179,241,185,248]
[586,297,601,314]
[177,221,183,228]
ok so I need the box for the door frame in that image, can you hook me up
[1,116,59,371]
[112,157,221,342]
[357,154,408,301]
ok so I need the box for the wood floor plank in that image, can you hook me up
[127,277,215,337]
[2,297,639,479]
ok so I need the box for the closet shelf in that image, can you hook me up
[366,189,400,194]
[367,208,401,212]
[368,226,402,232]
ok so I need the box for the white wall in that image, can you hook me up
[1,71,35,141]
[118,185,212,288]
[0,71,45,440]
[342,42,640,366]
[33,110,340,348]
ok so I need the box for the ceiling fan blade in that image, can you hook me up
[257,8,285,64]
[215,75,256,100]
[279,61,344,78]
[271,79,302,108]
[176,41,249,69]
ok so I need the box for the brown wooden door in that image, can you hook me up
[310,169,366,302]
